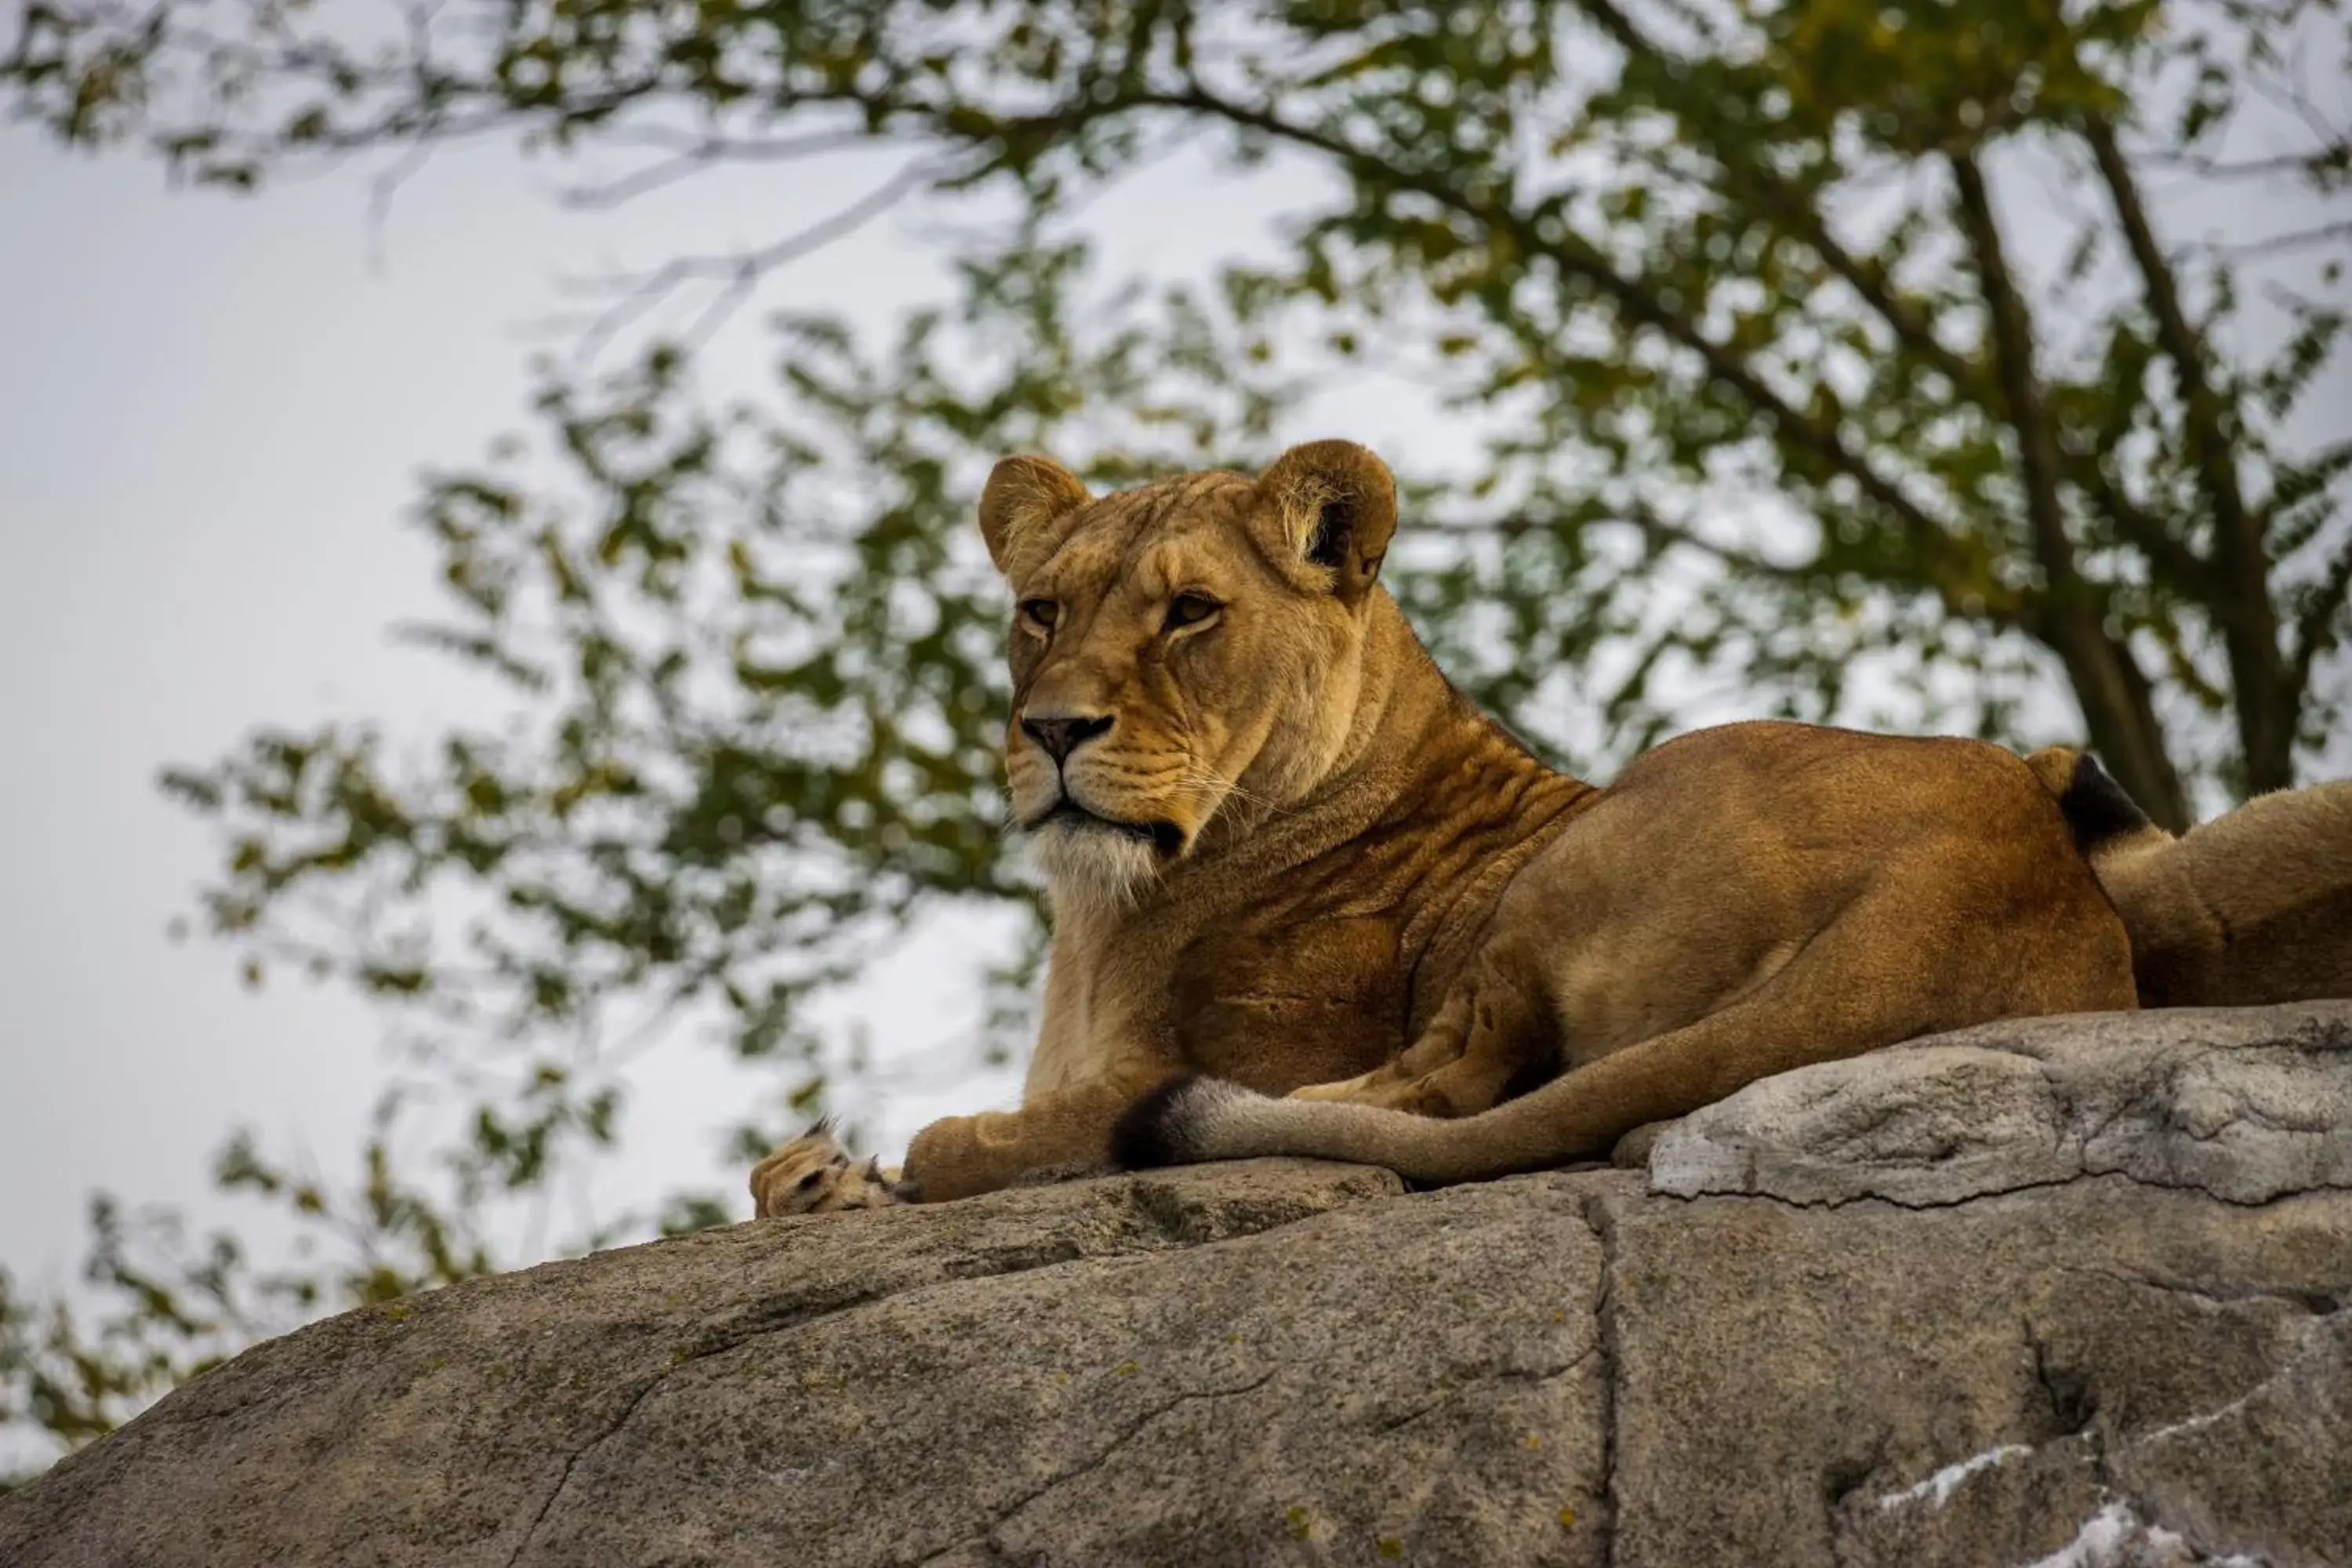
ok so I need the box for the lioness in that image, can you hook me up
[752,441,2352,1214]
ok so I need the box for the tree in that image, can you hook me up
[5,0,2348,1473]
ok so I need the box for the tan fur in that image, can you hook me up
[2029,747,2352,1007]
[747,1122,910,1214]
[751,443,2343,1214]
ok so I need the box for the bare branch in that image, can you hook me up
[2290,542,2352,695]
[1950,153,2084,594]
[2084,114,2295,791]
[2246,65,2352,162]
[1952,146,2187,828]
[1428,506,1820,588]
[2141,143,2352,181]
[558,130,895,210]
[2198,217,2352,261]
[364,142,437,272]
[558,155,953,363]
[1116,84,1987,601]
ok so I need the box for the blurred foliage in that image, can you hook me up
[6,0,2350,1478]
[2,1096,499,1483]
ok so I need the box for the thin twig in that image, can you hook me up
[563,156,955,364]
[2199,218,2352,261]
[2142,144,2352,181]
[558,129,896,209]
[2291,542,2352,694]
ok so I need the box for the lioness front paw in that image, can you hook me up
[750,1122,914,1218]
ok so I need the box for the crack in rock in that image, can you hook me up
[911,1370,1282,1565]
[500,1284,893,1566]
[2125,1309,2347,1450]
[1370,1345,1599,1435]
[1580,1189,1624,1568]
[498,1174,1396,1565]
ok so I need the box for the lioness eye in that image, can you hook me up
[1019,598,1058,632]
[1165,592,1222,631]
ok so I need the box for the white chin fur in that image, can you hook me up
[1030,819,1163,914]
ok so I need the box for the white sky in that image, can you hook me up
[0,132,938,1279]
[0,38,2344,1372]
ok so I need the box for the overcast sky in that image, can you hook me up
[2,34,2345,1422]
[0,132,957,1280]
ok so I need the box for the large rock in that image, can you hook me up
[5,1004,2350,1567]
[1648,1004,2352,1207]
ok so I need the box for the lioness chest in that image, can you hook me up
[1170,909,1413,1093]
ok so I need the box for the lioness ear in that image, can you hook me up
[1256,440,1398,602]
[978,455,1092,579]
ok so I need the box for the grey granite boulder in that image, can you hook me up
[1648,1002,2352,1207]
[4,1004,2347,1567]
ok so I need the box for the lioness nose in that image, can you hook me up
[1021,713,1114,764]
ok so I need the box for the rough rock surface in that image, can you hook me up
[5,1004,2349,1568]
[1649,1003,2352,1207]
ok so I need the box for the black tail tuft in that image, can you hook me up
[2055,751,2152,853]
[1109,1076,1203,1171]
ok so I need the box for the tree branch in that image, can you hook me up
[1951,147,2187,829]
[1949,154,2084,597]
[557,155,952,361]
[2084,115,2294,793]
[1118,84,1991,607]
[1432,505,1838,596]
[1572,0,2210,617]
[2079,467,2209,590]
[2140,144,2352,181]
[558,130,891,210]
[2289,541,2352,699]
[2201,217,2352,261]
[1569,0,1975,390]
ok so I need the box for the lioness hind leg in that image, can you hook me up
[1287,992,1468,1108]
[1288,959,1555,1118]
[1492,876,2140,1164]
[1121,873,2137,1185]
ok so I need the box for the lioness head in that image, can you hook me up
[979,440,1399,908]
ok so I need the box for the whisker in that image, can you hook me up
[1171,769,1292,815]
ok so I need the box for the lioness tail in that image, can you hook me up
[2027,746,2352,1007]
[2023,746,2163,858]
